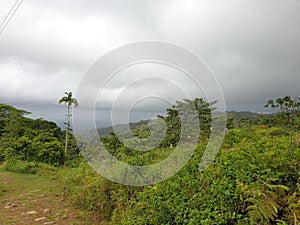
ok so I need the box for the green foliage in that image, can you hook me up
[101,98,215,165]
[58,164,124,220]
[159,98,214,147]
[69,128,300,224]
[61,97,300,224]
[58,91,79,154]
[2,158,41,174]
[96,120,150,139]
[2,98,300,224]
[0,103,80,165]
[286,182,300,224]
[226,111,262,128]
[239,181,289,224]
[59,125,300,224]
[264,96,300,148]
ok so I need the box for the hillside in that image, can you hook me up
[96,120,150,138]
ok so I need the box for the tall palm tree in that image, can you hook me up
[59,92,78,154]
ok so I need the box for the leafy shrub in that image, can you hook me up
[58,127,300,224]
[2,158,41,174]
[1,158,58,175]
[108,128,300,224]
[58,164,122,221]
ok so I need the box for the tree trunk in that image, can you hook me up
[65,104,70,154]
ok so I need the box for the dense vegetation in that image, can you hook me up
[0,103,80,166]
[0,96,299,224]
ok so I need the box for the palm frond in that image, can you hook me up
[59,96,68,104]
[72,98,79,107]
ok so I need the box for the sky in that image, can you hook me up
[0,0,299,129]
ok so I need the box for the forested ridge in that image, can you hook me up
[0,97,299,224]
[0,103,79,166]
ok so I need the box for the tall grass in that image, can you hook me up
[2,157,58,175]
[57,164,122,221]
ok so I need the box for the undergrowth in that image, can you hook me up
[1,157,58,175]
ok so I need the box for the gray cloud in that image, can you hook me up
[0,0,299,127]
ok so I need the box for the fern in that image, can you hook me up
[243,180,289,224]
[287,183,300,224]
[246,194,278,222]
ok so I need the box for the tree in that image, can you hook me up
[0,104,66,164]
[59,92,78,154]
[264,96,300,148]
[158,98,215,147]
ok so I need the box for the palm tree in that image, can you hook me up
[59,92,78,154]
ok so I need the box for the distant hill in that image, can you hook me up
[96,111,264,138]
[227,111,262,121]
[96,120,150,138]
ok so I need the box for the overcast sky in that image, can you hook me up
[0,0,299,128]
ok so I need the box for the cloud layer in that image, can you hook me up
[0,0,299,127]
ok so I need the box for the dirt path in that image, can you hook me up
[0,170,99,225]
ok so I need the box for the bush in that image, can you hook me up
[2,158,40,174]
[109,128,300,224]
[57,127,300,224]
[2,157,59,174]
[58,164,122,221]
